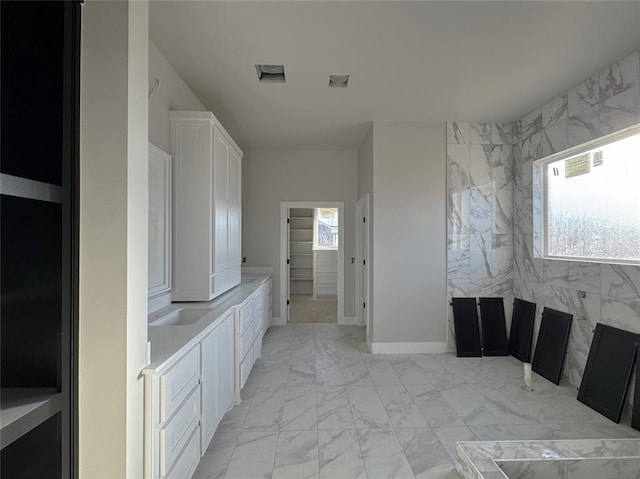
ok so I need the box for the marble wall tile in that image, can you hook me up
[448,234,470,280]
[600,297,640,334]
[542,119,568,157]
[469,188,493,233]
[470,123,492,144]
[491,145,514,190]
[470,249,491,280]
[447,189,470,235]
[493,123,515,145]
[543,93,568,128]
[568,105,600,148]
[447,144,470,189]
[543,260,569,288]
[568,75,599,117]
[599,50,640,101]
[601,264,640,300]
[469,144,493,188]
[568,262,601,294]
[491,235,514,281]
[514,188,533,235]
[492,190,513,234]
[599,84,640,134]
[520,109,543,141]
[447,122,470,144]
[521,131,543,165]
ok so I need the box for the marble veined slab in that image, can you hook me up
[456,438,640,479]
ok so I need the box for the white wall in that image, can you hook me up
[148,40,206,154]
[80,1,148,477]
[371,122,447,347]
[242,150,358,319]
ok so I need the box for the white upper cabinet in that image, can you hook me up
[148,143,172,298]
[170,111,243,301]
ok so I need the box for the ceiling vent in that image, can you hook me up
[255,64,285,83]
[329,74,349,87]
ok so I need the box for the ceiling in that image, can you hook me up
[150,1,640,150]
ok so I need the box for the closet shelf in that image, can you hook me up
[290,277,313,281]
[0,388,63,449]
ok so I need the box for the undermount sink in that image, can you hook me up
[149,308,212,327]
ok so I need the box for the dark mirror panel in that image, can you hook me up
[478,297,508,356]
[1,2,65,185]
[578,324,638,423]
[532,307,572,385]
[451,297,482,357]
[508,298,536,363]
[1,195,62,388]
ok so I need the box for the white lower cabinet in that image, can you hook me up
[200,310,234,453]
[144,313,234,479]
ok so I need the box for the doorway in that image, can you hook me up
[280,202,345,324]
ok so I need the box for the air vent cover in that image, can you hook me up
[256,64,285,83]
[329,74,349,87]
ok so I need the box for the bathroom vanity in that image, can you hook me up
[142,274,271,479]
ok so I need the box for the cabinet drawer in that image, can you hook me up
[239,297,255,334]
[239,324,254,361]
[160,346,200,423]
[253,335,262,360]
[165,424,200,479]
[160,386,200,476]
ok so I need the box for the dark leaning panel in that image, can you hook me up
[508,298,536,363]
[451,297,482,357]
[532,307,572,385]
[478,297,508,356]
[578,324,638,423]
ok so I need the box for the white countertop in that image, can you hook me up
[143,274,271,373]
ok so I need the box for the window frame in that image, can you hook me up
[313,207,339,250]
[534,122,640,266]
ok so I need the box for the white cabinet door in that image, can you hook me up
[200,328,221,452]
[148,143,171,298]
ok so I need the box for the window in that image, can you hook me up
[314,208,338,249]
[535,124,640,264]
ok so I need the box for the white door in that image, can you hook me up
[357,195,370,340]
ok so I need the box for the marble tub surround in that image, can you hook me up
[455,438,640,479]
[193,324,639,479]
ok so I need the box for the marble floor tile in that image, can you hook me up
[376,384,428,428]
[243,388,286,432]
[440,387,502,426]
[347,385,393,429]
[272,430,319,479]
[224,431,279,479]
[357,428,415,478]
[366,358,402,385]
[317,386,356,429]
[405,385,465,428]
[280,386,317,430]
[318,429,367,479]
[434,425,478,460]
[193,432,239,479]
[395,427,455,479]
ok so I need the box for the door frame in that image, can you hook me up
[280,201,345,324]
[356,194,370,339]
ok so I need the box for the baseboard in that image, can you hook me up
[366,336,372,352]
[339,316,357,325]
[371,341,448,354]
[270,316,285,326]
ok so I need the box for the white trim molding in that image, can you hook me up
[339,316,357,326]
[371,341,448,354]
[270,316,285,326]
